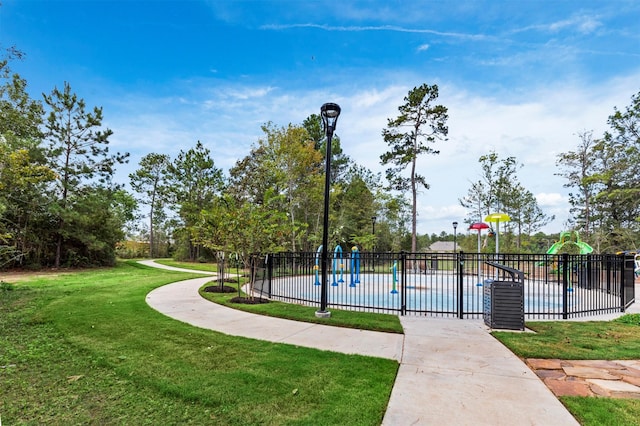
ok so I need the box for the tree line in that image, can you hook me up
[2,48,638,269]
[1,49,131,268]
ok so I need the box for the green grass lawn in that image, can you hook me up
[0,261,398,425]
[199,282,404,334]
[493,315,640,426]
[153,258,219,272]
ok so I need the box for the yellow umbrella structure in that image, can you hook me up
[484,213,511,254]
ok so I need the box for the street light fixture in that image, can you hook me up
[316,102,341,318]
[452,221,458,252]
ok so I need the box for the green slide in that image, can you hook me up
[546,231,593,254]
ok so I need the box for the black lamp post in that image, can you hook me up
[371,216,377,245]
[316,102,341,318]
[452,221,458,252]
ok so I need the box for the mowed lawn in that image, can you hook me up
[0,261,399,425]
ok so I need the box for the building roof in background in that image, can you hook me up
[428,241,456,252]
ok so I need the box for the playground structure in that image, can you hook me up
[546,231,593,255]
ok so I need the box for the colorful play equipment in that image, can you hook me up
[546,231,593,255]
[543,232,594,293]
[349,246,360,287]
[469,222,490,286]
[390,260,398,294]
[315,245,362,287]
[314,245,322,286]
[484,212,510,254]
[332,245,344,286]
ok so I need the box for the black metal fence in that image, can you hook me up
[250,251,637,320]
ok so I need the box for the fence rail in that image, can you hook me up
[250,251,636,320]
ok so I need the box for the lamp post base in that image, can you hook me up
[315,310,331,318]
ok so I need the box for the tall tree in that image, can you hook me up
[0,47,43,140]
[380,83,448,252]
[562,91,640,251]
[0,137,55,266]
[303,113,350,183]
[167,141,224,261]
[43,82,129,267]
[460,152,520,220]
[460,152,552,252]
[599,91,640,227]
[334,166,380,248]
[556,131,597,236]
[0,49,52,267]
[228,123,323,251]
[129,153,170,258]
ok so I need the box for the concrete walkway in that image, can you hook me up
[142,260,586,425]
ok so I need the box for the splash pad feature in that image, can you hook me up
[546,231,594,255]
[255,251,633,319]
[349,246,360,287]
[332,245,345,286]
[469,222,490,286]
[484,213,510,254]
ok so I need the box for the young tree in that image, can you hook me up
[380,83,448,252]
[129,153,170,258]
[43,82,129,267]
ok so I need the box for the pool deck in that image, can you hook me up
[141,260,639,425]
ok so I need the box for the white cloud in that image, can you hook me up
[103,67,640,235]
[260,23,489,41]
[536,193,566,207]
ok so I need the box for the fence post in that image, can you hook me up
[400,251,407,315]
[562,253,569,319]
[458,251,464,319]
[622,254,635,311]
[266,254,273,298]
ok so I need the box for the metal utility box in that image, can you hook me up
[483,263,525,330]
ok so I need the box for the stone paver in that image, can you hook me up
[527,358,640,399]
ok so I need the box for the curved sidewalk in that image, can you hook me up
[142,260,579,425]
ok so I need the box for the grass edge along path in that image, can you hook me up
[493,316,640,426]
[199,283,404,335]
[152,258,403,333]
[0,260,399,425]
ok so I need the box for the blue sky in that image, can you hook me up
[2,0,639,237]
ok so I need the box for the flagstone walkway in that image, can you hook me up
[527,359,640,399]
